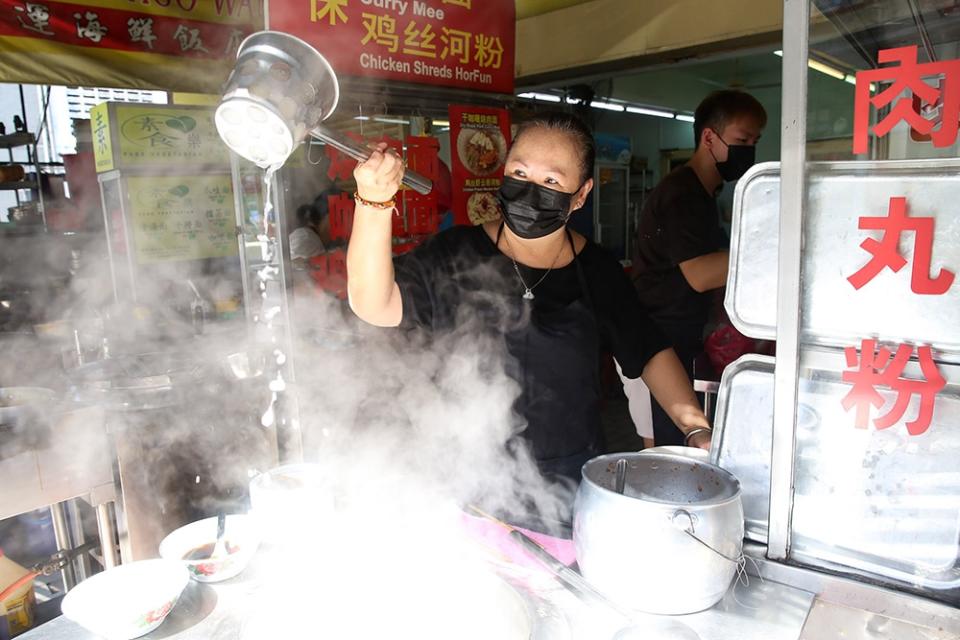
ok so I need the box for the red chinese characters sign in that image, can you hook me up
[268,0,514,94]
[847,196,955,295]
[324,133,441,256]
[842,340,945,436]
[839,194,955,437]
[448,105,510,226]
[853,45,960,154]
[0,0,260,91]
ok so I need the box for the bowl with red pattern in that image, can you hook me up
[159,514,259,583]
[61,559,188,639]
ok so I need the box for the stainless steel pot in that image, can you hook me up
[573,452,744,614]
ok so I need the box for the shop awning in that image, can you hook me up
[0,0,263,92]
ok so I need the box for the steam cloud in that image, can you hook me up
[1,104,575,637]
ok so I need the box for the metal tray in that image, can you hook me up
[712,353,960,596]
[710,355,776,544]
[727,160,960,361]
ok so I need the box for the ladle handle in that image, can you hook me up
[310,124,433,195]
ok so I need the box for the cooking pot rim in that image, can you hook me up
[579,452,742,508]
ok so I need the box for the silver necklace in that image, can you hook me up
[501,232,566,300]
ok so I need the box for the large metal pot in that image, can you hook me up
[573,452,744,614]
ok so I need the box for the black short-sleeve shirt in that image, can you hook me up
[394,225,669,380]
[631,166,727,342]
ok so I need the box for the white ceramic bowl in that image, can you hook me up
[159,514,260,583]
[61,559,188,640]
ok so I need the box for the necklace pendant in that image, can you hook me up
[522,289,535,301]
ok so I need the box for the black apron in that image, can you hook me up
[497,224,603,487]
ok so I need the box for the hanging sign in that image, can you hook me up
[268,0,515,94]
[448,105,509,226]
[91,103,229,173]
[126,174,237,264]
[0,0,261,92]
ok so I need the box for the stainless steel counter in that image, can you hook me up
[20,563,816,640]
[0,405,114,523]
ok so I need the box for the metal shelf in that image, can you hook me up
[0,180,37,191]
[0,223,46,236]
[0,132,36,149]
[0,129,46,229]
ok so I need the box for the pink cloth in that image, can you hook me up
[459,512,577,572]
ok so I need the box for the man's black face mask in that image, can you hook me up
[710,130,756,182]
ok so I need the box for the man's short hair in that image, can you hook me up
[693,90,767,149]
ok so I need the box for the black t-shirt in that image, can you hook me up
[394,224,669,381]
[632,166,727,344]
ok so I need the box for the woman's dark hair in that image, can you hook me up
[693,90,767,149]
[514,111,596,184]
[296,203,324,228]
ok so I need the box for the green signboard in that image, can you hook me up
[127,175,237,264]
[92,103,230,172]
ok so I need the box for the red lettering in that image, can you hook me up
[841,340,945,436]
[853,46,960,154]
[847,196,955,295]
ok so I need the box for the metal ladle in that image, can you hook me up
[615,458,628,495]
[215,31,433,195]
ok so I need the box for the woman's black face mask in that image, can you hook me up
[497,176,582,239]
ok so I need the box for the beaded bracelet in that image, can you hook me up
[354,192,397,210]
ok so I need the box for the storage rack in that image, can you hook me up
[0,131,46,228]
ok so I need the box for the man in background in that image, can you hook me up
[631,90,766,446]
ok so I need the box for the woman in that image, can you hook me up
[347,112,711,486]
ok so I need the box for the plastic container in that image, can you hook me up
[0,554,35,637]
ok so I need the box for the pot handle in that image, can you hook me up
[671,509,697,533]
[309,124,433,195]
[671,509,740,565]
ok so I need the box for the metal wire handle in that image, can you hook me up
[671,509,741,565]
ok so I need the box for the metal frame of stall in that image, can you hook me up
[0,426,122,582]
[732,0,960,633]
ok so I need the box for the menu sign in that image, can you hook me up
[92,103,230,173]
[268,0,515,93]
[126,175,237,264]
[448,105,509,226]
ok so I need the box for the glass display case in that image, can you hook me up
[592,162,630,262]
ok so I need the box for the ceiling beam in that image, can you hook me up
[516,0,783,85]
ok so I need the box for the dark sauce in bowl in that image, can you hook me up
[182,541,240,561]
